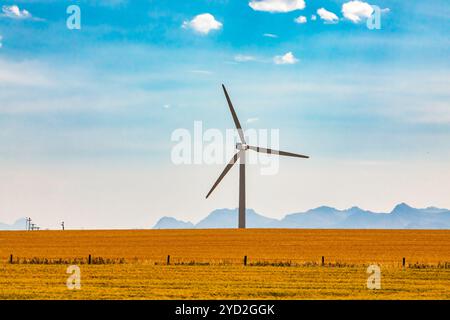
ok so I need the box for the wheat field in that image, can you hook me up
[1,229,449,299]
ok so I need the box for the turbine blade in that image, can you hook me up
[248,145,309,159]
[206,151,242,199]
[222,84,246,144]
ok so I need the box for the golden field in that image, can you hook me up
[0,229,449,299]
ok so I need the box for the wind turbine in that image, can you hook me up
[206,84,309,229]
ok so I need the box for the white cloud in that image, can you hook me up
[317,8,339,23]
[273,52,298,65]
[263,33,278,38]
[311,14,317,21]
[294,15,307,24]
[342,1,374,23]
[182,13,222,35]
[249,0,305,13]
[1,5,31,19]
[234,54,256,62]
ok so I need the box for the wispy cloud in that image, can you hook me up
[263,33,278,38]
[247,117,259,123]
[90,0,128,8]
[189,69,213,75]
[0,58,55,87]
[234,54,256,62]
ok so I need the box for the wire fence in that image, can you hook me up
[4,254,450,269]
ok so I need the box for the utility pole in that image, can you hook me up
[61,221,65,231]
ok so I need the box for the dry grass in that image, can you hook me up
[0,229,449,299]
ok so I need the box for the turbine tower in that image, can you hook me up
[206,84,309,229]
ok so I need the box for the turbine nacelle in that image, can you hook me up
[236,143,249,151]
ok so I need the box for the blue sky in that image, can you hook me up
[0,0,449,228]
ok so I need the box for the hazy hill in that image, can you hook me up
[195,208,279,229]
[0,218,27,231]
[153,217,194,229]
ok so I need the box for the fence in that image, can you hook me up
[5,254,450,269]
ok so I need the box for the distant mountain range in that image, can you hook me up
[153,203,450,229]
[2,204,450,230]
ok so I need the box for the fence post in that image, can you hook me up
[167,255,170,265]
[402,257,406,269]
[244,255,247,266]
[88,254,92,265]
[321,256,325,266]
[9,254,13,264]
